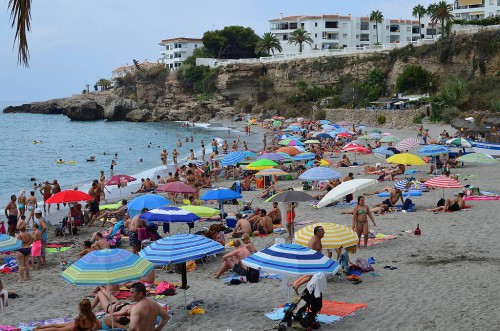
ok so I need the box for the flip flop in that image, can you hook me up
[390,266,397,270]
[351,279,362,284]
[383,265,391,269]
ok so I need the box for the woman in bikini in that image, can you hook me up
[16,224,32,281]
[91,286,133,315]
[26,191,37,227]
[352,196,376,248]
[17,190,27,218]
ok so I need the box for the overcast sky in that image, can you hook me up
[0,0,437,103]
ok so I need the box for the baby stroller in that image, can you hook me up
[277,287,322,331]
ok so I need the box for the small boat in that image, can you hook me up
[470,141,500,158]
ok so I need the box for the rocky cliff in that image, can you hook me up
[4,30,499,124]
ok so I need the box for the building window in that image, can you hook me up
[290,22,298,29]
[325,21,339,28]
[360,34,369,41]
[301,23,304,28]
[283,34,288,40]
[407,26,412,32]
[315,22,318,27]
[343,34,348,39]
[390,35,400,43]
[343,23,348,28]
[322,32,339,40]
[361,22,369,30]
[315,33,317,38]
[390,25,400,32]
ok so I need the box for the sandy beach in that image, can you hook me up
[1,121,500,331]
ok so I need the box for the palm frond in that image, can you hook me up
[8,0,32,67]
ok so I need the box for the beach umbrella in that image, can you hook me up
[266,191,315,203]
[319,120,331,125]
[127,194,171,218]
[446,138,472,148]
[220,151,255,166]
[140,234,224,308]
[304,139,321,144]
[200,188,242,215]
[424,176,462,198]
[279,138,304,146]
[379,135,399,143]
[279,134,292,139]
[292,152,316,161]
[395,138,420,151]
[287,125,301,131]
[0,234,22,252]
[418,144,450,156]
[292,146,307,153]
[370,133,382,140]
[273,120,282,127]
[314,133,331,139]
[298,167,342,181]
[276,147,300,156]
[456,153,498,178]
[246,158,279,170]
[105,174,136,186]
[294,223,358,249]
[277,152,293,160]
[255,169,289,176]
[341,142,369,153]
[305,159,332,168]
[357,134,374,141]
[373,146,394,156]
[242,243,339,276]
[212,154,226,162]
[337,132,351,138]
[394,179,427,191]
[258,152,290,162]
[386,153,426,166]
[317,179,378,208]
[45,190,93,204]
[183,160,206,168]
[156,182,197,194]
[139,206,200,223]
[181,206,221,218]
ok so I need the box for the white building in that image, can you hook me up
[269,14,433,54]
[158,37,203,70]
[111,61,155,79]
[453,0,500,21]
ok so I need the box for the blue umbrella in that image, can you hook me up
[373,146,395,156]
[200,188,242,215]
[287,125,301,131]
[315,133,331,139]
[220,151,255,166]
[139,206,200,223]
[292,152,316,161]
[127,194,171,218]
[0,234,22,252]
[319,120,331,125]
[242,243,339,276]
[258,152,290,161]
[298,167,342,181]
[418,144,450,156]
[394,179,427,191]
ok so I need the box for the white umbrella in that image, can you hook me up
[317,179,378,208]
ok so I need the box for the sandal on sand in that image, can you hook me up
[351,279,362,284]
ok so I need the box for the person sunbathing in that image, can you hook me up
[252,209,274,236]
[34,299,127,331]
[91,286,132,315]
[213,239,251,279]
[92,199,128,226]
[427,193,465,212]
[259,182,282,199]
[241,233,256,253]
[125,269,155,288]
[336,154,351,167]
[78,241,93,258]
[373,187,404,209]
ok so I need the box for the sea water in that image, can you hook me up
[0,108,229,206]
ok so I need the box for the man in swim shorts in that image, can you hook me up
[4,195,18,236]
[39,181,53,212]
[129,208,147,254]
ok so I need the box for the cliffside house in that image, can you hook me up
[111,61,155,79]
[158,37,203,70]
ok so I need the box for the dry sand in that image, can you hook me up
[1,122,500,331]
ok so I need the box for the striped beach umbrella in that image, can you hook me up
[0,234,22,252]
[395,138,420,151]
[139,206,200,223]
[292,152,316,161]
[394,179,427,191]
[424,176,462,189]
[139,234,224,265]
[294,223,358,249]
[279,138,304,146]
[62,249,154,285]
[183,160,206,167]
[220,151,255,166]
[299,167,342,181]
[256,168,289,176]
[446,138,472,148]
[456,153,498,165]
[241,243,340,276]
[342,142,369,153]
[258,152,290,162]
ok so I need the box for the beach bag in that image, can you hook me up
[355,258,374,272]
[155,282,176,296]
[247,267,260,283]
[402,199,413,211]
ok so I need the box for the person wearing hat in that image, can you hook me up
[34,208,47,267]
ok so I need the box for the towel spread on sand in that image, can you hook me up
[265,308,342,324]
[18,318,73,330]
[360,233,396,246]
[45,247,72,253]
[277,300,367,317]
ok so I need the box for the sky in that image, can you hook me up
[0,0,437,104]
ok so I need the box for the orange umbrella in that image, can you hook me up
[276,147,300,156]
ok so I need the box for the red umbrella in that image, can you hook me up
[156,182,197,194]
[342,143,370,153]
[337,132,351,138]
[105,175,137,186]
[45,190,93,204]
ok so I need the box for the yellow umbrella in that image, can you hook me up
[386,153,426,166]
[294,222,358,249]
[247,118,257,126]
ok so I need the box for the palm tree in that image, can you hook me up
[369,10,384,44]
[288,29,313,53]
[427,3,438,39]
[7,0,31,67]
[412,4,427,40]
[255,32,283,56]
[431,1,454,38]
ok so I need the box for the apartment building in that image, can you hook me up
[269,14,426,54]
[158,37,203,70]
[111,61,155,79]
[453,0,500,20]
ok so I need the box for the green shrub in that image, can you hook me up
[176,65,217,95]
[412,113,426,124]
[491,100,500,113]
[377,115,386,125]
[314,109,326,120]
[396,65,436,94]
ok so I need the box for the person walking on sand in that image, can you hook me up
[129,282,170,331]
[16,224,32,282]
[352,196,376,248]
[31,223,43,270]
[39,181,53,212]
[17,190,26,218]
[26,191,37,227]
[5,195,18,236]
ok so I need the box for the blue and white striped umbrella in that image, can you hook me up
[242,243,340,276]
[394,179,427,191]
[0,234,22,252]
[298,167,342,181]
[258,152,290,161]
[183,160,206,167]
[221,151,255,166]
[292,152,316,161]
[139,206,200,223]
[139,234,224,265]
[418,144,450,156]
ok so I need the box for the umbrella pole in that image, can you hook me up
[181,262,189,309]
[68,210,73,236]
[108,283,115,330]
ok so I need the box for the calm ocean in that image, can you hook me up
[0,104,228,206]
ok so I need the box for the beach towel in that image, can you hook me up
[265,308,342,324]
[317,300,368,317]
[18,318,73,330]
[0,326,19,331]
[360,233,396,246]
[45,247,72,253]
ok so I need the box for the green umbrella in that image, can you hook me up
[446,138,472,148]
[456,152,498,179]
[380,135,399,143]
[247,158,279,170]
[273,120,282,127]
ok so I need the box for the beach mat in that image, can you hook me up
[278,300,367,317]
[265,308,341,324]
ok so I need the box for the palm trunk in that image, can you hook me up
[376,24,379,44]
[299,42,303,53]
[419,17,422,40]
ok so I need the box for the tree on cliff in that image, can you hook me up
[202,26,260,59]
[288,29,313,53]
[370,10,384,44]
[255,32,283,56]
[7,0,31,67]
[412,4,427,40]
[429,1,454,38]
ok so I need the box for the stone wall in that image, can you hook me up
[325,108,425,129]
